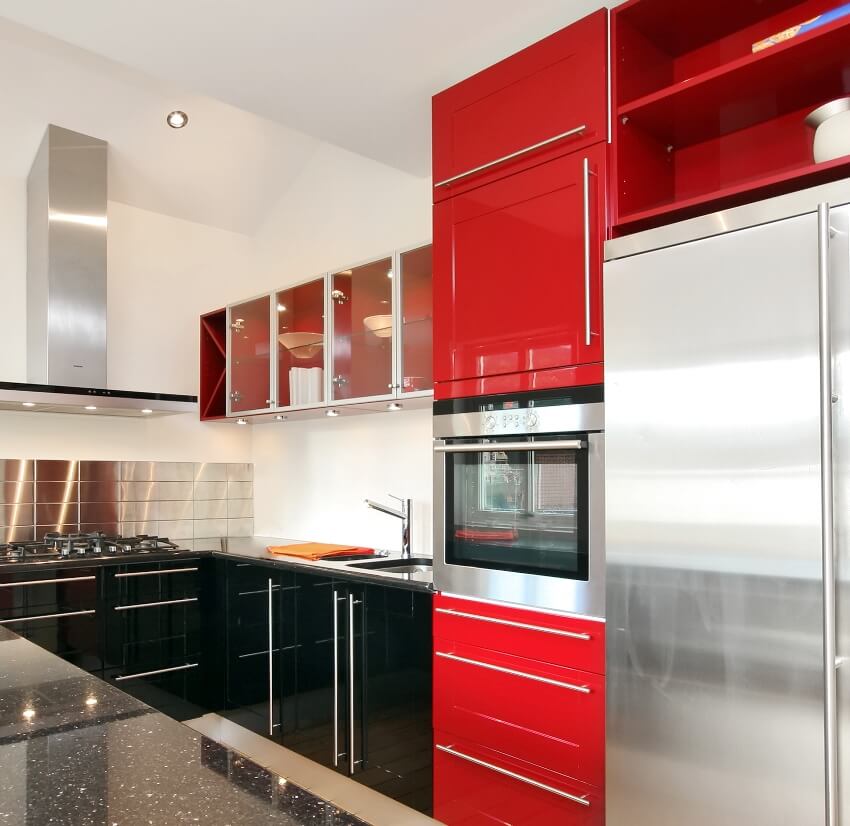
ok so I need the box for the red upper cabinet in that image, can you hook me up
[433,9,609,202]
[228,295,272,415]
[433,143,605,389]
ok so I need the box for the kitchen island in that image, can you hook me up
[0,624,368,825]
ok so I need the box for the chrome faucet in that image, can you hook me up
[365,495,412,559]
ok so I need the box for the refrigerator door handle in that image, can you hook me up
[818,201,839,826]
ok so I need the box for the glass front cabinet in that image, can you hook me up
[225,244,432,418]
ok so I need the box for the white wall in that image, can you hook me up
[0,176,27,382]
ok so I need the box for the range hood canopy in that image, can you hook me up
[20,125,196,417]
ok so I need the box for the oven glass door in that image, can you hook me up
[443,436,588,580]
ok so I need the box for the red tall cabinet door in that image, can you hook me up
[433,143,605,388]
[432,8,608,203]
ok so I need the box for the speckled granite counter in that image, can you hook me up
[0,625,368,825]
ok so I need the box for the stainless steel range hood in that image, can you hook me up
[15,125,196,417]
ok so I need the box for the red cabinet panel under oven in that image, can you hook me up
[434,594,605,674]
[432,9,608,202]
[433,143,605,390]
[434,733,603,826]
[434,640,604,787]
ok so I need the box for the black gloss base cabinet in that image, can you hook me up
[218,560,434,814]
[0,558,433,814]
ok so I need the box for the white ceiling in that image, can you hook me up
[0,0,613,177]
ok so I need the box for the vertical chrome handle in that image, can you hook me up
[333,588,340,767]
[582,157,594,348]
[818,202,838,826]
[349,592,356,775]
[268,578,274,737]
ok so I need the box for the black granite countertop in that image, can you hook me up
[0,625,369,825]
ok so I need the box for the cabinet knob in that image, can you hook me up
[230,391,242,403]
[230,318,245,332]
[332,376,348,386]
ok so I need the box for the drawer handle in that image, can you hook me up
[114,597,198,612]
[435,744,591,807]
[0,576,96,588]
[435,607,592,641]
[115,662,198,682]
[434,125,587,188]
[0,609,96,624]
[436,651,591,694]
[115,567,198,578]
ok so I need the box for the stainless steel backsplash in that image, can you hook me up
[0,460,253,547]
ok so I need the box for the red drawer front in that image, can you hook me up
[434,641,604,786]
[434,594,605,675]
[433,363,604,401]
[432,9,608,202]
[434,734,603,826]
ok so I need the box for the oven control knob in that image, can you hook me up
[484,415,497,431]
[525,412,539,428]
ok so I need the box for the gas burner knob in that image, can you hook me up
[484,415,497,431]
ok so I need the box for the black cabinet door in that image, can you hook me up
[286,572,340,768]
[358,585,433,814]
[224,561,282,739]
[0,568,101,673]
[102,558,206,720]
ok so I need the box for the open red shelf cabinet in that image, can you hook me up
[200,308,227,421]
[613,0,850,234]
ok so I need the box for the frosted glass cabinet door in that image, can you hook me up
[399,244,433,394]
[331,258,393,401]
[275,278,326,409]
[229,295,272,414]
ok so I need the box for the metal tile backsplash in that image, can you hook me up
[0,460,254,546]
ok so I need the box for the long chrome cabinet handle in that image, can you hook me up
[436,651,591,694]
[583,156,595,347]
[333,589,341,767]
[434,440,585,454]
[434,125,587,188]
[435,607,591,640]
[0,576,96,588]
[818,201,838,826]
[435,744,591,807]
[0,609,96,624]
[115,597,197,612]
[349,592,356,775]
[268,578,275,737]
[115,662,198,682]
[115,567,198,578]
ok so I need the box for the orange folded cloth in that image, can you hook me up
[266,542,374,561]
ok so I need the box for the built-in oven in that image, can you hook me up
[433,386,604,617]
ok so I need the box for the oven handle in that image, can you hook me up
[434,440,585,453]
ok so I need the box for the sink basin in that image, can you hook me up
[347,557,433,572]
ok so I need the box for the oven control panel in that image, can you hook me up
[483,410,540,434]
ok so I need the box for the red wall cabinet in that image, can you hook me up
[200,309,227,421]
[432,9,609,203]
[433,142,606,395]
[433,594,605,826]
[227,294,273,416]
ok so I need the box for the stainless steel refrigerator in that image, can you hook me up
[604,180,850,826]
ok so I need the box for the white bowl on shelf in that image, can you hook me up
[278,332,324,359]
[806,98,850,163]
[363,315,393,338]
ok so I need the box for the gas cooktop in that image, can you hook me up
[0,532,185,563]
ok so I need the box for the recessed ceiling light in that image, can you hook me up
[141,409,153,415]
[85,405,97,411]
[388,402,402,411]
[236,417,248,425]
[21,402,35,408]
[277,304,287,312]
[166,110,189,129]
[326,409,339,417]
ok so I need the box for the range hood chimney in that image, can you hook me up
[4,124,197,417]
[27,125,108,387]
